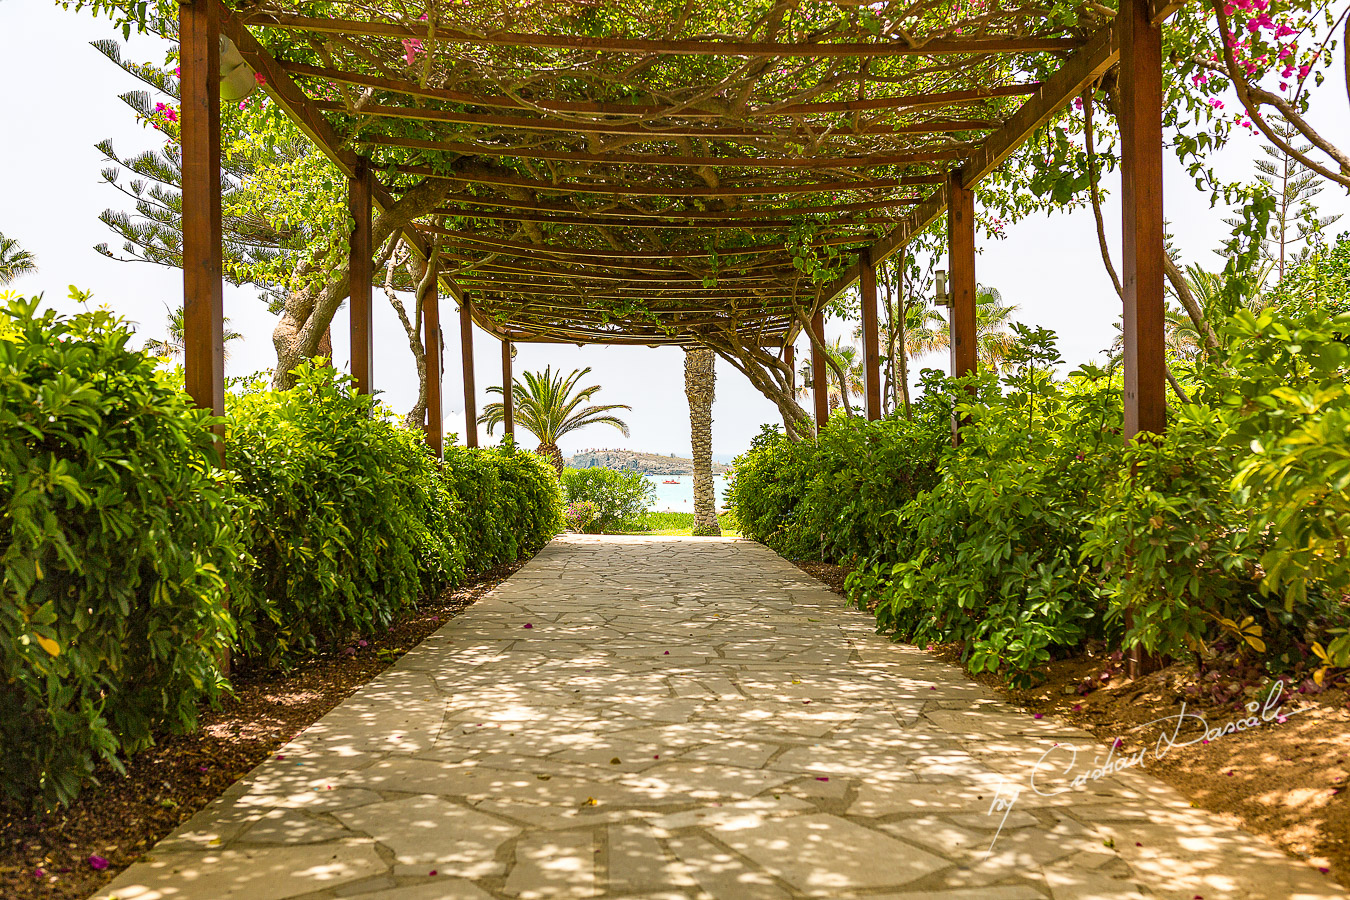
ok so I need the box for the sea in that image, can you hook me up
[643,474,732,512]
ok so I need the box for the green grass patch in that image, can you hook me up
[617,511,739,537]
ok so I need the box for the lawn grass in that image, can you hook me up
[617,511,740,537]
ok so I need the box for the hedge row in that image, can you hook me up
[729,317,1350,686]
[0,298,563,807]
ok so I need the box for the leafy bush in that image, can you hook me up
[729,388,944,563]
[0,297,241,807]
[565,500,600,532]
[560,467,653,533]
[225,364,459,666]
[853,329,1129,681]
[442,443,563,568]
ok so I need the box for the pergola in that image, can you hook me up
[179,0,1175,453]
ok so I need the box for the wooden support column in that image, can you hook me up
[459,302,478,448]
[1120,0,1166,438]
[349,158,373,394]
[180,0,224,427]
[501,339,515,440]
[810,311,830,436]
[860,248,882,421]
[422,261,443,458]
[947,169,977,380]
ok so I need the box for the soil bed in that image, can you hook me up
[791,558,1350,890]
[0,559,526,900]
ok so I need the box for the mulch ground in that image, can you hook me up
[0,558,526,900]
[791,558,1350,891]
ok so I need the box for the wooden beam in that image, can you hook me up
[441,250,800,277]
[1121,0,1166,438]
[358,133,968,169]
[501,339,515,440]
[313,100,996,138]
[420,226,869,259]
[436,196,921,220]
[284,60,1039,118]
[349,158,374,394]
[948,169,977,382]
[460,300,478,448]
[424,258,444,458]
[180,0,225,431]
[860,248,882,421]
[395,166,945,198]
[435,207,900,229]
[249,14,1084,57]
[811,311,830,435]
[446,259,796,284]
[218,4,469,313]
[816,22,1121,305]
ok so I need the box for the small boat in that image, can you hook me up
[662,479,680,484]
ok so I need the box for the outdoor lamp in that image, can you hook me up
[219,35,257,101]
[935,269,951,308]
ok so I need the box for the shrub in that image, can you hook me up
[560,467,653,533]
[0,296,241,807]
[565,500,600,532]
[853,329,1129,682]
[224,363,459,667]
[729,388,944,563]
[442,443,564,568]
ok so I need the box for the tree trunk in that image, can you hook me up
[537,442,565,475]
[684,348,721,537]
[269,177,454,390]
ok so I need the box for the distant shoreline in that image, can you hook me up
[568,448,731,475]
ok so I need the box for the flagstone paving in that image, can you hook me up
[94,535,1344,900]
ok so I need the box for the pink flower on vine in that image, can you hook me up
[254,72,267,86]
[1192,73,1208,85]
[1275,24,1296,38]
[1223,3,1235,13]
[1208,97,1225,109]
[1073,97,1083,110]
[402,38,423,65]
[1298,63,1311,78]
[173,66,181,77]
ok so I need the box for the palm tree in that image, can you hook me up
[684,348,720,536]
[796,338,866,411]
[0,232,37,285]
[479,365,630,473]
[915,283,1019,371]
[143,303,244,361]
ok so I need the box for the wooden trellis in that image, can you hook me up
[180,0,1172,449]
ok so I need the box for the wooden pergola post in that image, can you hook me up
[422,261,443,458]
[860,248,882,421]
[459,302,478,448]
[349,158,373,394]
[180,0,224,428]
[1120,0,1166,439]
[947,169,977,380]
[501,339,515,440]
[810,310,830,436]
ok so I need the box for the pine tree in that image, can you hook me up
[1249,118,1340,281]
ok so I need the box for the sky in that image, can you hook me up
[4,2,1349,459]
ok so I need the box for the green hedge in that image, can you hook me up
[1,299,564,808]
[733,320,1350,684]
[728,388,945,564]
[0,298,242,807]
[560,467,653,533]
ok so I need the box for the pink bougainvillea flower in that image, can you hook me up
[1207,98,1225,110]
[173,66,181,77]
[1072,703,1082,712]
[1274,24,1296,38]
[402,38,424,65]
[815,776,830,781]
[523,623,533,629]
[1073,97,1083,111]
[1192,73,1208,85]
[34,868,46,878]
[1298,64,1311,78]
[1279,81,1288,90]
[1033,713,1044,719]
[88,855,110,871]
[254,71,267,85]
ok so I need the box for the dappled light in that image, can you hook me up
[92,536,1344,900]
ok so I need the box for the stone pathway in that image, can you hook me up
[95,535,1343,900]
